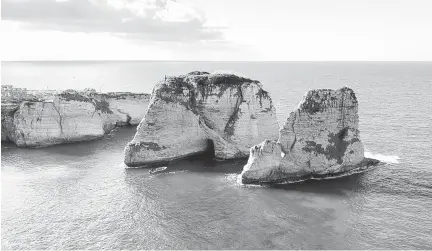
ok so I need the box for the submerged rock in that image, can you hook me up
[240,87,380,184]
[1,92,150,147]
[124,71,279,167]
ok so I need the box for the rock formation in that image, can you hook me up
[240,87,380,184]
[124,71,279,167]
[1,103,19,142]
[1,91,150,147]
[102,92,151,126]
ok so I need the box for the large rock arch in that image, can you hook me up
[124,71,280,167]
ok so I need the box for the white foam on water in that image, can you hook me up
[233,174,270,188]
[164,170,188,175]
[219,173,266,188]
[365,151,400,164]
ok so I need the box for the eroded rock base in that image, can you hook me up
[241,157,381,185]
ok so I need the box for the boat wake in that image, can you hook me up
[149,166,168,174]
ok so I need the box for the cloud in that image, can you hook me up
[1,0,225,42]
[1,20,259,60]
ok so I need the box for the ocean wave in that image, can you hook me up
[365,151,400,164]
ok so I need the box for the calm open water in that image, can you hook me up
[1,62,432,249]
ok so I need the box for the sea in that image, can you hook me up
[1,61,432,249]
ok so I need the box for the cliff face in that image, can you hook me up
[124,71,279,167]
[1,104,19,142]
[240,87,378,184]
[1,92,150,147]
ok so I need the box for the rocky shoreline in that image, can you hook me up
[240,157,381,185]
[1,90,150,147]
[1,71,381,184]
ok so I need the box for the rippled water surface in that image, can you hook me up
[2,62,432,249]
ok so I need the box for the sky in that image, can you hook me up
[1,0,432,61]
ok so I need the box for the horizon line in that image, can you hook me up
[2,60,432,63]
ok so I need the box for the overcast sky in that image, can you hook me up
[1,0,432,60]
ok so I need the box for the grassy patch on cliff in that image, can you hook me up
[59,91,92,103]
[93,100,113,114]
[103,92,151,100]
[198,73,259,99]
[256,89,271,107]
[130,141,167,151]
[300,88,358,115]
[59,91,113,114]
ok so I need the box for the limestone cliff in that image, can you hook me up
[240,87,380,184]
[1,104,19,142]
[1,91,150,147]
[124,71,279,167]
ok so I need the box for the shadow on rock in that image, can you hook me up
[265,168,376,195]
[125,152,248,175]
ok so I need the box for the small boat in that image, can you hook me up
[149,166,167,174]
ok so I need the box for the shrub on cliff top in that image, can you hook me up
[93,99,113,114]
[59,90,113,114]
[59,91,91,103]
[83,88,97,93]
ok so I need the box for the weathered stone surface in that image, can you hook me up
[241,87,379,184]
[124,71,279,167]
[1,91,150,147]
[1,103,19,142]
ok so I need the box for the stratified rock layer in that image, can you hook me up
[1,92,150,147]
[241,87,379,184]
[124,71,279,167]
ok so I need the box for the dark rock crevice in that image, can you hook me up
[203,139,216,160]
[51,102,64,135]
[223,86,243,138]
[256,89,270,107]
[1,105,19,142]
[289,112,297,152]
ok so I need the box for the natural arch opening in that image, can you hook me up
[176,138,216,167]
[203,139,216,160]
[185,139,216,164]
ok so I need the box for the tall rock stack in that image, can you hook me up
[124,71,280,167]
[240,87,379,184]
